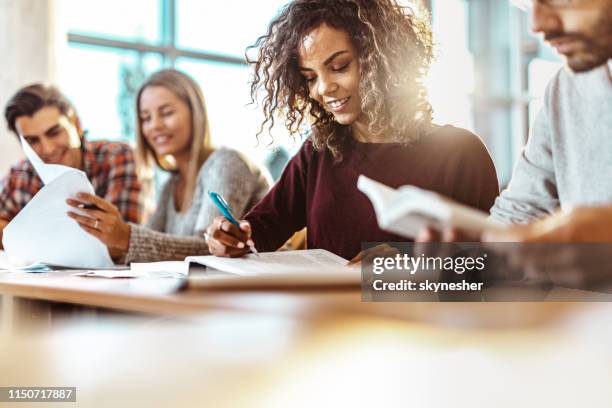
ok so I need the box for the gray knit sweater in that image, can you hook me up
[125,148,271,263]
[490,61,612,224]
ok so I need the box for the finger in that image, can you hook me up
[521,229,565,244]
[76,221,105,240]
[70,205,112,224]
[206,237,227,257]
[228,247,250,258]
[208,238,248,258]
[209,229,246,249]
[362,251,384,266]
[416,227,435,243]
[442,227,477,242]
[220,219,245,237]
[368,246,399,259]
[67,211,96,225]
[207,217,250,252]
[66,198,106,219]
[68,211,112,234]
[379,248,399,258]
[348,251,364,265]
[66,198,84,208]
[217,217,249,242]
[441,228,455,242]
[239,221,255,246]
[362,253,375,265]
[482,227,526,243]
[239,221,251,233]
[76,192,115,212]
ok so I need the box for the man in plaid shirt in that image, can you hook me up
[0,84,143,248]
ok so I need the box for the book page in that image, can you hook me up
[186,249,350,277]
[358,174,504,238]
[356,175,399,222]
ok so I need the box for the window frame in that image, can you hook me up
[66,0,247,68]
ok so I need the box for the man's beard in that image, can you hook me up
[544,10,612,73]
[565,40,611,73]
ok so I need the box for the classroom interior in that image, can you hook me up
[1,0,611,407]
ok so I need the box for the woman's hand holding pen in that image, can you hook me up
[205,216,253,257]
[66,192,130,260]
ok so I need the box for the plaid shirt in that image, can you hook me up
[0,140,143,223]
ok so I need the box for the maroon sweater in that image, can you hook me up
[245,125,499,260]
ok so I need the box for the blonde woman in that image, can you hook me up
[67,69,271,263]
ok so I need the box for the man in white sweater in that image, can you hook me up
[484,0,612,242]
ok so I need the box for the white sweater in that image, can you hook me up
[491,61,612,224]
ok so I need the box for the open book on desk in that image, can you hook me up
[185,249,359,288]
[357,175,505,239]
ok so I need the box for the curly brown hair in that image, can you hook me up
[247,0,434,160]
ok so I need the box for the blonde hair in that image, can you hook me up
[135,69,213,212]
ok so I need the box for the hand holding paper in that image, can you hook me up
[66,192,131,256]
[2,137,113,269]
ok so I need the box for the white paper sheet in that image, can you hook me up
[19,134,74,185]
[131,261,188,275]
[1,138,113,269]
[0,250,51,271]
[74,261,187,279]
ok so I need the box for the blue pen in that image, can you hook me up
[208,191,259,256]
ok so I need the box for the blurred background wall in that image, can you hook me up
[0,0,57,174]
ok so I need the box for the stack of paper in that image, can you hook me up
[2,137,113,269]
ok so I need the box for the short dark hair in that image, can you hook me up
[4,84,77,134]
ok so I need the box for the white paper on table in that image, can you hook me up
[73,270,141,278]
[0,250,51,271]
[75,261,187,279]
[1,138,113,269]
[131,261,188,276]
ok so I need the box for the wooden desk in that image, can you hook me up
[0,269,373,352]
[0,268,580,337]
[1,270,609,406]
[0,269,365,334]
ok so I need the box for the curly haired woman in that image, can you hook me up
[205,0,499,261]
